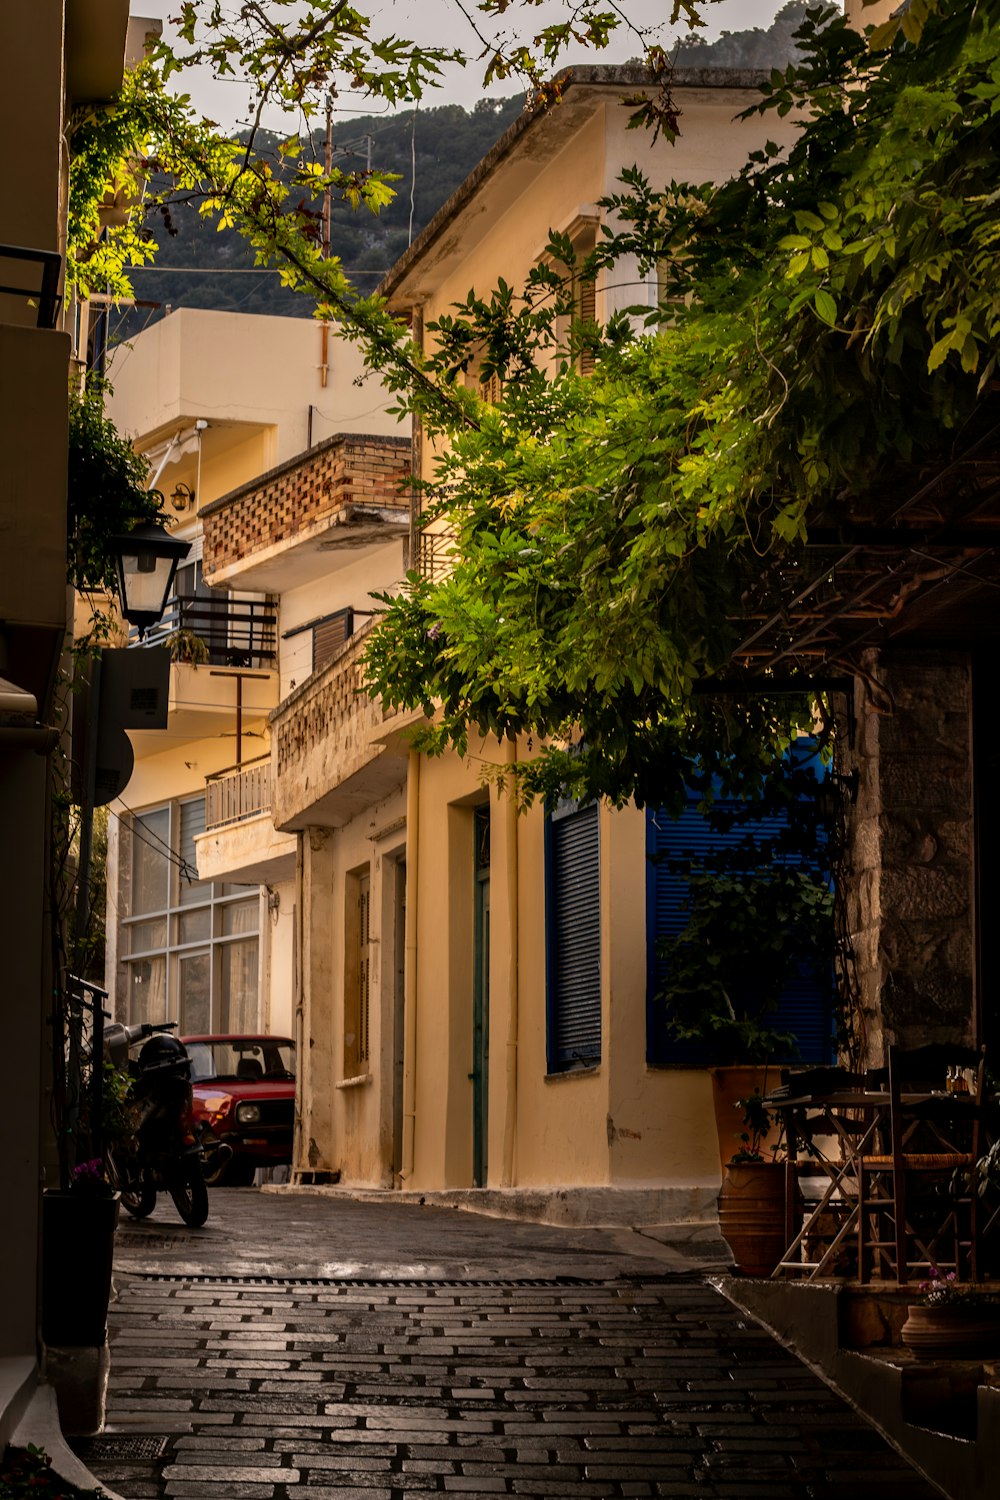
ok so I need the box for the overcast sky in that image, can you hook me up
[136,0,785,128]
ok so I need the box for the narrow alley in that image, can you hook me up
[75,1191,941,1499]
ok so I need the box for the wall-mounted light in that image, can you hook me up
[169,482,196,513]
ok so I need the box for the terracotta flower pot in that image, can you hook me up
[900,1303,1000,1360]
[717,1160,798,1276]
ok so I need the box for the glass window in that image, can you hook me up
[120,801,261,1033]
[129,955,167,1026]
[178,951,211,1035]
[221,939,259,1033]
[128,918,167,954]
[221,899,258,936]
[131,808,169,914]
[177,908,211,945]
[178,797,208,906]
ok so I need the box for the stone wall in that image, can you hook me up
[845,648,975,1060]
[202,433,411,579]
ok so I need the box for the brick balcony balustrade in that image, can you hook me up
[270,622,407,831]
[201,432,412,590]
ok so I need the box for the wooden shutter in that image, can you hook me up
[358,876,370,1065]
[312,607,354,673]
[547,803,601,1071]
[576,273,596,376]
[645,798,833,1066]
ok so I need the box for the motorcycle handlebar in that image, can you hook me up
[122,1020,179,1045]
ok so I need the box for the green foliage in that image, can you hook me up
[67,385,160,594]
[364,0,1000,805]
[730,1090,779,1164]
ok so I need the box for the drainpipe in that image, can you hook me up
[292,830,305,1178]
[501,737,519,1186]
[400,748,420,1182]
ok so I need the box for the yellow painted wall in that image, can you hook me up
[106,308,399,459]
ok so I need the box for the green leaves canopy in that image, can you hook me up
[364,0,1000,806]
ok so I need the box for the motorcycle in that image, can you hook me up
[104,1020,212,1227]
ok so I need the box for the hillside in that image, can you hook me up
[112,4,808,339]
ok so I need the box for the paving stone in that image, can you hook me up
[81,1191,943,1500]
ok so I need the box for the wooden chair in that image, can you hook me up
[857,1043,986,1285]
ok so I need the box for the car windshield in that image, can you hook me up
[187,1040,295,1083]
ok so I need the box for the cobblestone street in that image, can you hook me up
[77,1190,942,1499]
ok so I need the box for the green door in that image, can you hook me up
[472,805,490,1187]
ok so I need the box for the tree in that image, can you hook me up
[362,0,1000,809]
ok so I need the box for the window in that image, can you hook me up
[545,801,601,1073]
[119,798,260,1033]
[281,606,354,678]
[344,866,371,1075]
[645,794,834,1066]
[553,215,599,377]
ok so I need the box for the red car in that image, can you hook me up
[182,1034,296,1186]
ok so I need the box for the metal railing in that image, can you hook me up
[412,528,457,583]
[131,594,278,668]
[0,244,62,328]
[205,756,271,832]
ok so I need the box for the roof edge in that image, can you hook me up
[375,64,772,304]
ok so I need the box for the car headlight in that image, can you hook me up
[235,1103,261,1125]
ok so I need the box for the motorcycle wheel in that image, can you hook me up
[170,1161,209,1228]
[122,1178,157,1219]
[108,1148,157,1219]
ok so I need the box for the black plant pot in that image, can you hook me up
[41,1190,120,1347]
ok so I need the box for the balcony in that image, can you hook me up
[196,756,295,885]
[412,526,457,582]
[135,591,277,669]
[128,593,279,749]
[202,432,412,595]
[271,624,407,831]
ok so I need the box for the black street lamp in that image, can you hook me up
[110,519,191,637]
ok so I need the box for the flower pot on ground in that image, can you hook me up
[41,1172,120,1348]
[716,1090,801,1276]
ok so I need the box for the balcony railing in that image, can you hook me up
[412,528,456,582]
[205,756,272,832]
[130,593,278,668]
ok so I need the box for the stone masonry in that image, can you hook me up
[845,647,975,1060]
[202,435,411,582]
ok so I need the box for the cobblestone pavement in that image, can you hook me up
[76,1190,941,1500]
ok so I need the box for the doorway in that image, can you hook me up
[472,805,490,1187]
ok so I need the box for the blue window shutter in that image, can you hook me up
[546,803,601,1072]
[645,798,833,1067]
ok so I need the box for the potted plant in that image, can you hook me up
[900,1267,1000,1359]
[717,1090,800,1276]
[165,627,209,664]
[41,1157,120,1349]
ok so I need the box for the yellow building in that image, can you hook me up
[103,308,406,1052]
[202,67,812,1220]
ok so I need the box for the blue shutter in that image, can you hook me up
[645,797,833,1066]
[546,803,601,1072]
